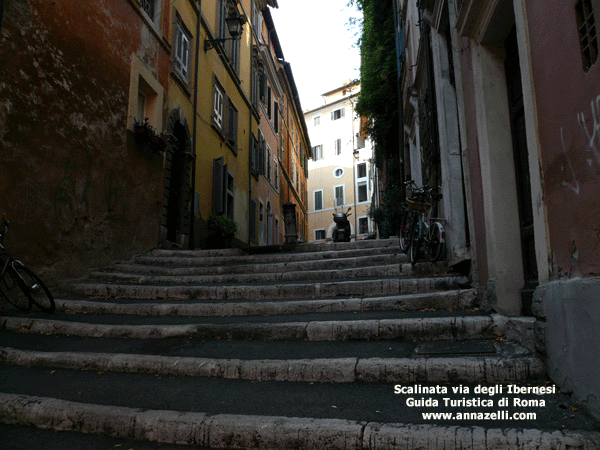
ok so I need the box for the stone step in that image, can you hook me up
[0,343,545,383]
[133,245,402,267]
[1,389,598,449]
[0,313,499,341]
[54,289,479,316]
[65,276,466,300]
[108,253,408,276]
[88,264,404,285]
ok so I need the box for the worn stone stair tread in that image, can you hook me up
[63,276,466,301]
[0,424,200,450]
[2,395,599,450]
[0,332,514,362]
[0,340,544,384]
[52,289,478,316]
[134,245,403,266]
[110,254,408,275]
[87,265,403,285]
[0,313,499,342]
[11,308,488,326]
[0,373,598,433]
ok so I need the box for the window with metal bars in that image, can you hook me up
[140,0,155,18]
[576,0,598,71]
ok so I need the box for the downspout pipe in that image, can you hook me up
[392,0,406,182]
[0,0,5,34]
[190,0,202,249]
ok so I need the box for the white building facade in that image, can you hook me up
[304,81,376,242]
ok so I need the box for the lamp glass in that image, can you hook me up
[226,15,244,38]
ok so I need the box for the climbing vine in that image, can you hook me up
[349,0,403,236]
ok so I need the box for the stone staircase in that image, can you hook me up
[0,238,599,449]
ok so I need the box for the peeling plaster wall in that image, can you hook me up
[0,0,169,280]
[527,0,600,280]
[526,0,600,421]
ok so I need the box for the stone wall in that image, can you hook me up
[0,0,167,281]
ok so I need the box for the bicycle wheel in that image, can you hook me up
[11,262,55,313]
[399,211,412,254]
[409,218,421,265]
[427,222,445,263]
[0,268,32,311]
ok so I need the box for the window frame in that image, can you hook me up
[312,145,323,161]
[314,229,326,240]
[331,107,345,121]
[313,189,324,211]
[334,138,342,155]
[212,80,225,130]
[173,15,192,84]
[334,185,345,207]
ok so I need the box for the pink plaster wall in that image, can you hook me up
[526,0,600,279]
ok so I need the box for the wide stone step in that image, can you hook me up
[1,389,598,449]
[65,276,466,300]
[0,314,499,341]
[54,289,479,316]
[108,253,408,277]
[133,245,402,267]
[88,264,404,285]
[0,343,545,383]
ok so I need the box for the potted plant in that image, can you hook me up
[207,214,237,248]
[133,117,166,155]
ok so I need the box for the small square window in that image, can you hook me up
[315,229,326,240]
[331,108,345,121]
[576,0,598,71]
[314,116,321,126]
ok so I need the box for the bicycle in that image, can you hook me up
[405,184,446,265]
[0,215,55,313]
[399,180,418,254]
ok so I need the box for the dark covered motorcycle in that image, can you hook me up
[332,207,352,242]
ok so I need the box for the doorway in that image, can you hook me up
[504,26,538,314]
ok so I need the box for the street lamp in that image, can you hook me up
[204,13,246,52]
[352,149,360,241]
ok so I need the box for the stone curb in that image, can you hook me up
[0,315,498,341]
[0,347,547,383]
[55,289,479,316]
[1,393,599,449]
[65,276,464,300]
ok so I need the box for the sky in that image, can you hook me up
[270,0,362,111]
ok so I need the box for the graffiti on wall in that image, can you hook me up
[560,93,600,194]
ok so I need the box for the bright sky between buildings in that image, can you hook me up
[270,0,362,111]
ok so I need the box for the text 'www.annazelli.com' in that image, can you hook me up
[421,411,537,421]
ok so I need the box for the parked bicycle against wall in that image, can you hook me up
[400,181,446,265]
[0,215,55,313]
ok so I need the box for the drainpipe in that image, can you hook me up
[393,0,406,182]
[0,0,5,35]
[190,0,202,249]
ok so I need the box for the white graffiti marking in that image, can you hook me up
[560,126,580,195]
[576,94,600,166]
